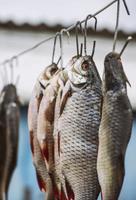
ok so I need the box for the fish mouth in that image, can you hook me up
[104,52,131,91]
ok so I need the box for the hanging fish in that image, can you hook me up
[0,84,20,200]
[0,88,8,200]
[97,52,133,200]
[37,67,68,200]
[53,56,78,200]
[56,55,102,200]
[28,63,58,199]
[3,84,20,200]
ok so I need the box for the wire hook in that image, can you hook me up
[84,14,97,57]
[113,0,130,52]
[52,32,61,64]
[9,56,18,84]
[122,0,130,15]
[119,36,132,56]
[75,21,83,58]
[60,29,70,69]
[3,59,9,85]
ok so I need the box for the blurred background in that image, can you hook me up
[0,0,136,199]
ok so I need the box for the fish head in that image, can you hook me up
[67,55,101,86]
[1,84,18,104]
[44,63,58,79]
[39,63,59,89]
[103,52,130,92]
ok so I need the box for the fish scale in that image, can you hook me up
[97,52,133,200]
[57,83,101,200]
[97,90,132,200]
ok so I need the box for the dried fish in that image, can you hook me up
[0,88,8,200]
[37,68,68,200]
[4,84,19,200]
[53,56,78,200]
[0,84,19,200]
[28,63,58,199]
[56,55,102,200]
[97,52,133,200]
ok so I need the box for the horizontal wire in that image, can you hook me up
[0,0,118,67]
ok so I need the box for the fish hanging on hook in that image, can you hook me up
[97,39,133,200]
[28,62,59,200]
[53,16,102,200]
[0,83,20,200]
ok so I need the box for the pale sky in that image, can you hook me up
[0,0,135,33]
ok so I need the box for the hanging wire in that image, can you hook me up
[0,0,129,67]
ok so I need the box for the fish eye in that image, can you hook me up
[81,61,89,71]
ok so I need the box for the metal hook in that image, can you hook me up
[119,36,132,56]
[52,32,60,64]
[3,59,9,85]
[60,29,70,69]
[9,56,18,84]
[56,56,61,66]
[113,0,130,52]
[112,0,120,52]
[75,21,83,58]
[80,43,83,57]
[84,14,97,57]
[122,0,130,15]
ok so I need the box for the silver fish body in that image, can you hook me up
[97,52,133,200]
[55,56,102,200]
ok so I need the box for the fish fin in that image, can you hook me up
[101,192,103,200]
[41,140,49,163]
[118,59,131,87]
[30,130,34,155]
[33,137,55,199]
[35,169,46,192]
[61,173,74,200]
[58,131,61,157]
[60,81,71,116]
[65,177,74,200]
[60,188,68,200]
[117,154,125,191]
